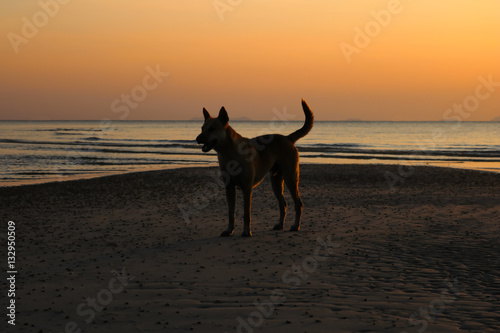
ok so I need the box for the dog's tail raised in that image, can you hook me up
[288,99,314,143]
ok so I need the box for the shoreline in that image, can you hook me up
[1,164,499,332]
[2,160,500,188]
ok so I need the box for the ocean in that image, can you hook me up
[1,120,499,186]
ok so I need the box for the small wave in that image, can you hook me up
[0,138,201,151]
[61,146,205,156]
[297,146,500,158]
[87,137,196,145]
[0,139,23,144]
[35,128,102,132]
[168,139,197,144]
[301,143,364,148]
[301,153,500,163]
[54,132,83,136]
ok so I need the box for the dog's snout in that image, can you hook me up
[196,134,203,143]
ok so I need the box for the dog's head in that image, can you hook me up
[196,107,229,152]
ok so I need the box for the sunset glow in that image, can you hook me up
[1,0,499,120]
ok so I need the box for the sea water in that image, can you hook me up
[0,120,499,186]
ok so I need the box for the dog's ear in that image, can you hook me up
[218,107,229,125]
[203,108,211,120]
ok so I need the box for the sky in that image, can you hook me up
[1,0,499,121]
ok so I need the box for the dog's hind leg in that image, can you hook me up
[221,184,236,237]
[270,171,287,230]
[284,169,303,231]
[241,186,253,237]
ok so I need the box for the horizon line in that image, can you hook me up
[0,119,499,122]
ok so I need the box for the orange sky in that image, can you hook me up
[1,0,499,120]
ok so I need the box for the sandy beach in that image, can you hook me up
[1,164,499,333]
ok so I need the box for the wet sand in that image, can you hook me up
[1,164,499,332]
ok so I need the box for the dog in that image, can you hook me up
[196,100,314,237]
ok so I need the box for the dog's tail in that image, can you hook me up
[288,99,314,143]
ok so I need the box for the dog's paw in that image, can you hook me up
[220,230,234,237]
[241,230,252,237]
[289,225,300,232]
[273,224,284,230]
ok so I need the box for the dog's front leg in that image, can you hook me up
[221,184,236,237]
[241,186,253,237]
